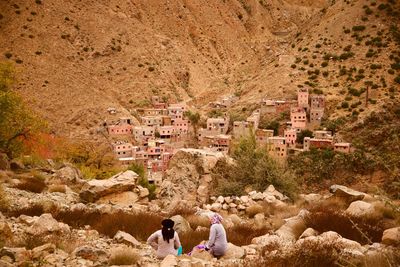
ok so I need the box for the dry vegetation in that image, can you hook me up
[109,247,141,266]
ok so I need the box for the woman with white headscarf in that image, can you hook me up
[205,213,227,257]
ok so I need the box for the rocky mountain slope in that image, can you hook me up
[1,0,334,136]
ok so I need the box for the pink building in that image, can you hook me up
[310,95,325,109]
[108,124,133,135]
[141,116,163,127]
[133,126,155,144]
[290,107,307,130]
[284,129,297,147]
[113,142,134,158]
[168,104,186,121]
[206,117,229,135]
[267,137,287,159]
[298,88,309,109]
[141,108,168,116]
[334,143,352,153]
[158,126,176,139]
[173,118,191,138]
[202,134,231,153]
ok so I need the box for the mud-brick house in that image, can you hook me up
[266,137,288,160]
[303,137,333,151]
[313,130,333,140]
[255,129,274,146]
[232,121,253,139]
[168,104,186,122]
[205,117,230,135]
[334,142,352,153]
[112,141,134,158]
[298,88,309,110]
[133,126,155,144]
[202,134,231,153]
[158,125,176,140]
[141,116,163,127]
[290,107,307,131]
[309,95,325,125]
[284,129,297,148]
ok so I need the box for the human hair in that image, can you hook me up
[161,219,175,243]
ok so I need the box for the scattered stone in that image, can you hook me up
[160,254,177,267]
[221,243,245,259]
[171,215,192,234]
[27,213,70,237]
[329,185,365,203]
[114,231,141,247]
[79,170,138,202]
[346,201,376,218]
[382,227,400,246]
[299,228,318,239]
[32,243,56,259]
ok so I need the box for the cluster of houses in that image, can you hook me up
[106,96,192,178]
[105,89,352,181]
[194,87,352,160]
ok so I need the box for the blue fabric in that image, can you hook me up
[177,246,183,256]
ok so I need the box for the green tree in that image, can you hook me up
[213,134,298,199]
[296,129,314,143]
[184,110,201,146]
[259,119,280,135]
[0,62,42,158]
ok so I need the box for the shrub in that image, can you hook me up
[109,247,141,266]
[339,52,354,60]
[370,64,382,69]
[212,135,298,199]
[14,173,46,193]
[291,64,296,69]
[321,61,328,67]
[48,184,66,193]
[352,25,366,31]
[341,101,349,108]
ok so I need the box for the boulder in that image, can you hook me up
[299,228,318,239]
[171,215,192,234]
[73,246,107,261]
[190,250,213,261]
[216,196,224,203]
[346,201,376,218]
[210,203,222,212]
[79,171,138,202]
[53,165,83,185]
[254,213,265,229]
[250,192,264,201]
[227,214,242,225]
[300,193,323,204]
[240,196,249,203]
[329,185,365,203]
[114,231,141,247]
[382,227,400,246]
[96,191,139,206]
[221,243,245,259]
[27,213,70,236]
[32,243,56,260]
[138,186,149,198]
[160,254,177,267]
[0,247,30,263]
[275,210,309,242]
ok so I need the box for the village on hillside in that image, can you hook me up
[104,90,352,183]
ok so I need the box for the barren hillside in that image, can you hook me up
[0,0,399,137]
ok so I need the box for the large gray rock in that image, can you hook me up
[160,254,177,267]
[171,215,192,234]
[346,201,376,218]
[53,165,83,185]
[275,210,309,242]
[79,171,138,202]
[27,213,70,236]
[329,185,365,203]
[221,243,245,259]
[382,227,400,246]
[114,231,141,247]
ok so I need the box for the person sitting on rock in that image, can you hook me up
[205,213,227,258]
[147,218,182,259]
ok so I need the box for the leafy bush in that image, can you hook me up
[212,135,298,199]
[352,25,366,31]
[341,101,349,108]
[128,162,156,200]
